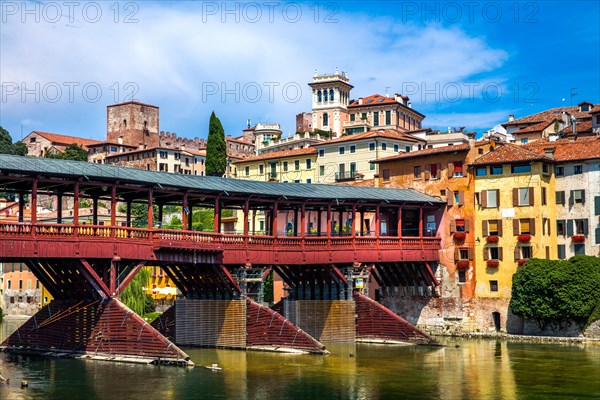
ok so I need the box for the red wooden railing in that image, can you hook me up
[0,222,441,251]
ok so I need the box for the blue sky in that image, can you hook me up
[1,1,598,141]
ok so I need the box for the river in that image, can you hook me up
[1,320,599,399]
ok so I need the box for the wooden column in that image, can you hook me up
[272,201,279,237]
[31,179,38,225]
[375,205,381,236]
[18,192,25,223]
[360,210,364,236]
[73,183,79,232]
[126,201,131,227]
[338,209,343,235]
[300,202,306,238]
[182,193,188,230]
[326,203,331,237]
[251,209,256,235]
[419,205,424,237]
[213,197,220,233]
[397,205,403,237]
[92,197,98,225]
[56,192,63,224]
[351,204,356,238]
[317,207,322,236]
[243,198,249,236]
[147,189,153,229]
[110,185,116,227]
[293,208,299,236]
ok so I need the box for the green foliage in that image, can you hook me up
[311,128,332,138]
[79,198,92,208]
[0,306,4,323]
[205,112,227,177]
[60,143,88,161]
[586,300,600,328]
[509,256,600,327]
[120,267,155,316]
[116,202,158,227]
[0,126,27,156]
[263,270,273,303]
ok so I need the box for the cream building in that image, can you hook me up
[233,147,317,184]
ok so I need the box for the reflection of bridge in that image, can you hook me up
[0,155,443,365]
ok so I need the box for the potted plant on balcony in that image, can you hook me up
[453,232,466,241]
[486,260,500,268]
[571,234,586,243]
[456,260,470,269]
[517,259,528,266]
[486,235,499,243]
[517,234,531,243]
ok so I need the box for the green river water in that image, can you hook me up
[1,320,599,399]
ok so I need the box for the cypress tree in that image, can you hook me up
[205,112,227,177]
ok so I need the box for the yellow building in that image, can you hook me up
[470,143,556,326]
[233,147,317,184]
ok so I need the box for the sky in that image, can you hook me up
[1,0,598,142]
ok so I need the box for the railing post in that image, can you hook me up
[92,197,99,226]
[300,202,306,248]
[148,188,153,240]
[31,178,38,237]
[272,200,278,238]
[56,192,63,225]
[398,205,403,250]
[182,193,188,231]
[419,205,424,249]
[351,204,357,248]
[73,182,79,237]
[126,200,131,228]
[375,204,380,247]
[326,203,331,247]
[243,198,249,244]
[213,196,221,234]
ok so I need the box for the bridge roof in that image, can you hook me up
[0,155,443,204]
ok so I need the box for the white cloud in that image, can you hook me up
[0,2,509,138]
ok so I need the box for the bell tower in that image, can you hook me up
[308,69,353,138]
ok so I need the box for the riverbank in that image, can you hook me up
[432,332,600,345]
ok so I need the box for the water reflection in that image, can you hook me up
[1,320,599,399]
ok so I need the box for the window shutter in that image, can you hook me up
[530,218,536,235]
[595,196,600,215]
[450,219,456,233]
[458,190,465,206]
[542,187,546,205]
[583,219,589,235]
[567,219,574,236]
[447,162,454,178]
[497,220,503,236]
[529,187,535,206]
[482,221,489,237]
[558,245,565,259]
[481,190,487,208]
[596,227,600,244]
[465,219,470,233]
[514,246,520,261]
[581,190,586,205]
[513,219,519,235]
[569,190,575,207]
[437,163,442,179]
[547,218,551,236]
[546,246,550,259]
[483,247,489,261]
[513,188,518,206]
[496,190,500,206]
[425,164,431,180]
[447,192,454,206]
[498,247,503,261]
[468,247,474,261]
[454,248,460,261]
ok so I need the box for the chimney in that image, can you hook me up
[117,136,123,145]
[394,93,403,103]
[358,97,363,105]
[543,147,555,160]
[508,114,515,122]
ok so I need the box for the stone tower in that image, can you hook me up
[308,69,353,138]
[106,101,159,148]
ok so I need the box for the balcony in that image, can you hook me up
[269,172,278,181]
[335,171,357,182]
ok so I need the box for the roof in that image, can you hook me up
[184,149,206,157]
[590,105,600,114]
[348,94,425,117]
[315,129,423,146]
[561,120,593,134]
[233,147,316,163]
[87,141,138,148]
[523,136,600,162]
[375,143,471,163]
[0,154,443,204]
[512,120,556,135]
[29,131,100,149]
[470,143,552,166]
[226,137,255,146]
[502,104,597,127]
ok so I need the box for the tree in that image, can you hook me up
[205,112,227,177]
[60,143,88,161]
[509,256,600,328]
[119,267,154,316]
[0,126,27,156]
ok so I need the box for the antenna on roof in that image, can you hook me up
[570,88,578,106]
[385,87,390,98]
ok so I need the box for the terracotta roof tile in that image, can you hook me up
[470,143,551,166]
[232,147,316,163]
[590,105,600,114]
[513,120,556,134]
[502,105,597,127]
[227,137,254,145]
[561,120,593,134]
[32,131,100,149]
[375,143,471,163]
[349,94,397,107]
[523,136,600,162]
[316,129,423,146]
[338,179,376,187]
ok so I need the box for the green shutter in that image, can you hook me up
[567,219,574,237]
[596,227,600,245]
[595,196,600,216]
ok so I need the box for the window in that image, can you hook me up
[369,142,375,151]
[490,165,503,175]
[373,111,379,126]
[318,149,324,157]
[319,165,325,176]
[174,152,180,160]
[520,219,531,234]
[458,270,466,283]
[370,163,375,171]
[488,220,499,235]
[382,169,390,181]
[429,163,439,179]
[244,166,250,176]
[405,146,411,153]
[394,144,399,152]
[557,244,566,259]
[283,161,288,172]
[476,166,487,176]
[385,110,391,125]
[294,179,301,183]
[459,249,469,260]
[542,164,549,174]
[486,190,499,208]
[361,112,367,120]
[521,138,528,144]
[350,114,355,122]
[294,160,300,170]
[572,189,584,204]
[259,165,264,174]
[518,188,531,206]
[350,145,356,153]
[574,164,583,174]
[489,280,498,292]
[521,246,532,259]
[454,191,460,205]
[413,166,421,179]
[575,219,588,235]
[159,151,168,159]
[453,161,463,177]
[110,146,118,153]
[489,247,500,260]
[557,220,566,236]
[574,244,585,255]
[555,165,564,176]
[455,219,466,232]
[306,178,312,184]
[339,146,345,155]
[511,164,531,174]
[556,191,565,205]
[541,187,547,205]
[306,159,312,169]
[259,220,265,231]
[323,113,329,126]
[382,143,387,151]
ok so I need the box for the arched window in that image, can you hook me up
[317,90,322,102]
[323,113,329,126]
[123,119,127,127]
[323,89,328,102]
[329,89,334,102]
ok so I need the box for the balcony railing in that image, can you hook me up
[335,171,357,182]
